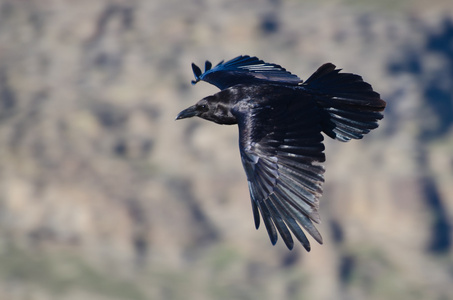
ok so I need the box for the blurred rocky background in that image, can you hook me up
[0,0,452,299]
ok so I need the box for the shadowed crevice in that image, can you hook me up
[423,177,451,254]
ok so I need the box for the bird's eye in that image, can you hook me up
[199,104,208,111]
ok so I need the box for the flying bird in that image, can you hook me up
[176,55,386,251]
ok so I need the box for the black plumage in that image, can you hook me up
[176,55,386,251]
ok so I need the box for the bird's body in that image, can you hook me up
[177,56,386,251]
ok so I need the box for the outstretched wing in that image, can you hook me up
[191,55,302,90]
[302,63,386,142]
[232,90,325,251]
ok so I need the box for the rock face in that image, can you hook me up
[0,1,452,299]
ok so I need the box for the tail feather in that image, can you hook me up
[302,63,386,142]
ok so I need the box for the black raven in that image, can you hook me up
[176,55,386,251]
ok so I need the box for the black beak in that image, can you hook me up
[175,105,198,120]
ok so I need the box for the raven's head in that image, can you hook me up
[176,92,237,125]
[175,98,210,120]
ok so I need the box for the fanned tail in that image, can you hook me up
[302,63,386,142]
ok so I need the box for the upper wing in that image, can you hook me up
[232,90,325,251]
[301,63,386,142]
[191,55,302,90]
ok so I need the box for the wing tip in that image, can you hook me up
[191,60,214,85]
[191,63,202,84]
[286,240,295,250]
[269,234,278,245]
